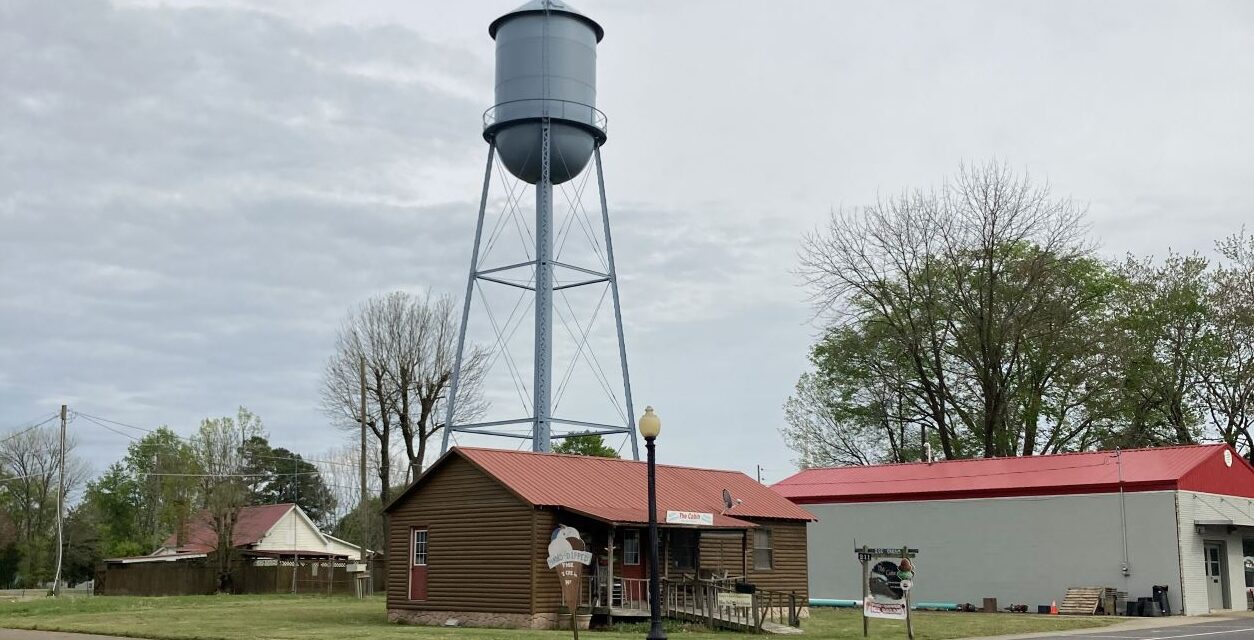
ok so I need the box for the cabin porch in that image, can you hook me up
[566,519,755,620]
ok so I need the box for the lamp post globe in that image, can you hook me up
[639,406,666,640]
[638,406,661,438]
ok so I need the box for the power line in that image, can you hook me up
[0,414,61,444]
[1,412,58,432]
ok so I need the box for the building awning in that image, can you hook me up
[1194,519,1234,527]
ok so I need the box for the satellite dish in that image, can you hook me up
[722,489,735,510]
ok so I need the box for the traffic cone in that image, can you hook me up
[1050,600,1058,615]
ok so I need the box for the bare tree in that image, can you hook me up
[190,407,264,593]
[321,291,487,500]
[0,426,87,586]
[797,161,1094,462]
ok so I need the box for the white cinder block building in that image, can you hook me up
[774,445,1254,615]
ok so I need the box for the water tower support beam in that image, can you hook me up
[442,142,496,455]
[533,118,554,452]
[594,146,641,461]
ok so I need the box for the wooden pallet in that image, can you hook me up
[1059,587,1106,615]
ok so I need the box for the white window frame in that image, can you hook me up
[412,529,428,567]
[753,528,774,570]
[623,529,641,566]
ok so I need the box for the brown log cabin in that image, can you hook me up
[383,447,815,630]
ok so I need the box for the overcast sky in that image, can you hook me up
[2,0,1252,485]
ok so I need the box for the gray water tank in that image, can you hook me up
[485,0,606,185]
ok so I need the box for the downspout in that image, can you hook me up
[1117,448,1131,576]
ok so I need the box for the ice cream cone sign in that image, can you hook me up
[548,526,593,624]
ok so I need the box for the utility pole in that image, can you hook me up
[53,404,66,595]
[359,354,370,595]
[756,465,763,484]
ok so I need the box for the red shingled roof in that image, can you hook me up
[387,447,814,526]
[774,444,1254,504]
[161,503,294,552]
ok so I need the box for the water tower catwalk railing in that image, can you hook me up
[483,99,608,139]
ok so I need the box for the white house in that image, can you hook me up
[151,502,370,561]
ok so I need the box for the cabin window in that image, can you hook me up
[753,528,774,570]
[412,529,428,566]
[623,529,641,565]
[669,529,698,571]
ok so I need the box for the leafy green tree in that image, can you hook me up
[1105,252,1211,447]
[241,436,337,527]
[331,496,384,559]
[552,433,620,458]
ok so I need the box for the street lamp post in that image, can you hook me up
[638,406,666,640]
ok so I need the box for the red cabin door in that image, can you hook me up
[409,528,428,600]
[619,528,645,579]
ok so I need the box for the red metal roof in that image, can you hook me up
[389,447,815,525]
[773,444,1254,504]
[161,503,294,552]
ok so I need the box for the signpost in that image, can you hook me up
[855,545,918,640]
[548,525,593,639]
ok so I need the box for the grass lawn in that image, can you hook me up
[0,594,1122,640]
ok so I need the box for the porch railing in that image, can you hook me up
[616,577,649,610]
[578,575,651,611]
[664,577,801,632]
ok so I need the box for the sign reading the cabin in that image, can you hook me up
[665,510,714,526]
[718,592,753,608]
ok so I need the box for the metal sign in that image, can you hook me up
[548,525,592,639]
[855,546,919,557]
[666,510,714,526]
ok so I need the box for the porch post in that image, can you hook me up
[607,526,616,619]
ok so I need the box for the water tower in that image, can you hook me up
[441,0,640,459]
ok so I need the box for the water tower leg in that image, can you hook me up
[533,119,554,452]
[442,142,496,455]
[594,147,641,461]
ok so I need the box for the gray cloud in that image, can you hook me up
[3,0,1252,482]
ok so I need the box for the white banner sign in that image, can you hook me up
[864,596,908,620]
[666,510,714,526]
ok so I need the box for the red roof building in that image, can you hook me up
[774,444,1254,503]
[774,444,1254,616]
[382,447,814,630]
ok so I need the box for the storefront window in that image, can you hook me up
[1243,539,1253,588]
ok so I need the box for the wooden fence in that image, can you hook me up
[96,554,386,596]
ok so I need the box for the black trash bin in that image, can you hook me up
[735,582,756,594]
[1153,585,1171,616]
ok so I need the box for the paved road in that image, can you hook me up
[1032,618,1254,640]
